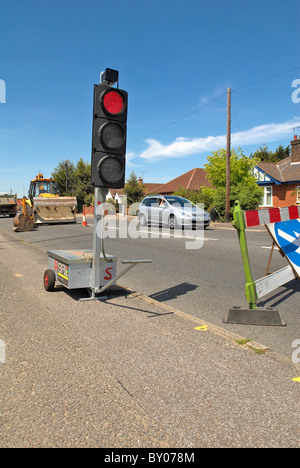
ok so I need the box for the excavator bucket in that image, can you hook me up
[13,212,34,232]
[32,197,77,224]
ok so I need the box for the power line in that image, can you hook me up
[234,91,290,94]
[232,66,300,92]
[128,91,227,147]
[231,101,249,154]
[128,66,300,149]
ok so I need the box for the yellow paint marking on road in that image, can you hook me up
[194,325,208,331]
[292,377,300,382]
[14,273,23,278]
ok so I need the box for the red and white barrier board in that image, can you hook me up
[244,206,300,228]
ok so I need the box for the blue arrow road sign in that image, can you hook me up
[272,219,300,276]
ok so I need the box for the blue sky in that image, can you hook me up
[1,0,300,196]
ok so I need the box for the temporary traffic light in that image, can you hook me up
[91,82,128,188]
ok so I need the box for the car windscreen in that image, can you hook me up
[164,196,195,208]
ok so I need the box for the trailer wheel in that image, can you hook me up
[44,269,55,291]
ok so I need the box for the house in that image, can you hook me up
[85,168,210,213]
[107,188,127,204]
[148,168,211,195]
[137,179,162,194]
[254,136,300,208]
[107,182,162,203]
[107,168,210,206]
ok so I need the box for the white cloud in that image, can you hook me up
[139,119,300,162]
[125,150,144,168]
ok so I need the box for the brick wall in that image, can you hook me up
[273,184,299,208]
[83,205,94,215]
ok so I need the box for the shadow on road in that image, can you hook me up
[149,282,198,303]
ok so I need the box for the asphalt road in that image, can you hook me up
[0,219,299,448]
[0,215,299,359]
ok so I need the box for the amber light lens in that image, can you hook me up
[99,122,124,150]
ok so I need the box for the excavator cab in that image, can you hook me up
[28,176,59,199]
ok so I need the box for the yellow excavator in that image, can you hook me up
[13,173,77,232]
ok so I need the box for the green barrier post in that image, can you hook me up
[223,200,285,326]
[231,201,258,310]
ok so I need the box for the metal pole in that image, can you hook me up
[91,187,108,295]
[226,88,231,223]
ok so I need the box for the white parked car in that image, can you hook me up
[137,195,210,230]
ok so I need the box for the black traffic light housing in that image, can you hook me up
[91,78,128,188]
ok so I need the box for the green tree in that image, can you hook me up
[173,187,199,204]
[52,158,94,211]
[123,171,145,205]
[72,159,93,210]
[234,181,264,212]
[211,182,263,219]
[173,186,214,211]
[204,148,263,219]
[51,160,76,196]
[204,148,255,187]
[250,144,290,162]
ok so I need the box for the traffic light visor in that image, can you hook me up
[102,90,125,115]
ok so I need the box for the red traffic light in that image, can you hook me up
[91,82,127,188]
[102,89,125,115]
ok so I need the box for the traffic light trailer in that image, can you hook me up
[44,187,151,300]
[44,69,151,300]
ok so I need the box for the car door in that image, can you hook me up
[138,198,150,223]
[150,197,166,225]
[143,197,156,225]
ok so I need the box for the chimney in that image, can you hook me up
[291,136,300,163]
[138,177,143,185]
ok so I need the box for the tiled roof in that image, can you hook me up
[256,137,300,184]
[256,156,300,183]
[154,168,211,194]
[143,183,162,194]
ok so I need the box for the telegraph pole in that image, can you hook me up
[65,161,68,195]
[225,88,231,223]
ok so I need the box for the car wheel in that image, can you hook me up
[139,213,147,226]
[169,214,176,230]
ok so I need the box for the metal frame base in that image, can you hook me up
[223,306,287,327]
[78,259,152,302]
[79,290,108,302]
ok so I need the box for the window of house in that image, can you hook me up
[260,186,273,207]
[297,186,300,204]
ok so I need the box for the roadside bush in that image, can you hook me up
[210,182,263,220]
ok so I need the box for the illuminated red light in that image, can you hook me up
[103,90,124,115]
